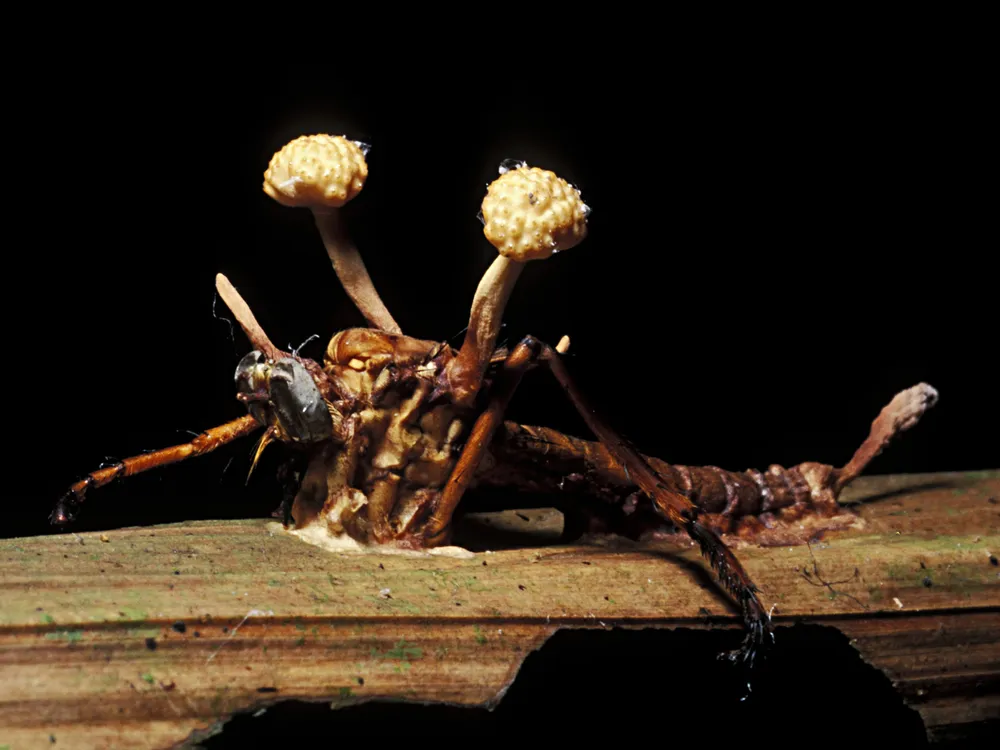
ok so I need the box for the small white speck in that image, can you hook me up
[893,597,904,609]
[378,588,391,599]
[277,177,303,194]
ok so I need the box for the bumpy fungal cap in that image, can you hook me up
[480,165,589,261]
[263,134,368,209]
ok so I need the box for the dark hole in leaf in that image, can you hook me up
[202,626,928,745]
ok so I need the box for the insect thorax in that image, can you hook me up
[278,328,469,544]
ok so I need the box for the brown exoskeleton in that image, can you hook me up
[51,136,938,670]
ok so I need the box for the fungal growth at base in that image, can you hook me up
[264,134,402,334]
[50,133,941,670]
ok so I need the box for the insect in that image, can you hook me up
[50,134,938,669]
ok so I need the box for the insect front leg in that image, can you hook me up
[51,415,262,525]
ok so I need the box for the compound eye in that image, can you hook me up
[234,350,266,386]
[270,358,334,443]
[235,351,272,426]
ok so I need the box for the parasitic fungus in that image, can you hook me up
[263,134,402,334]
[445,162,589,405]
[215,273,282,362]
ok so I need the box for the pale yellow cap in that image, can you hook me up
[480,164,589,262]
[263,134,368,209]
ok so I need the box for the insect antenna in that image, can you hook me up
[290,334,321,358]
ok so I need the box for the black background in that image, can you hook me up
[8,51,992,537]
[4,27,995,744]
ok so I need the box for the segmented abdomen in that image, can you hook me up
[654,463,814,517]
[481,422,823,520]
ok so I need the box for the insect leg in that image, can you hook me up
[433,335,773,665]
[423,337,542,545]
[51,414,262,525]
[529,337,773,665]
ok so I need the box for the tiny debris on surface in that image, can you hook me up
[205,609,274,664]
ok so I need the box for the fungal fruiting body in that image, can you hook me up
[263,134,401,334]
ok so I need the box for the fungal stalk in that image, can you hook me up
[445,162,589,406]
[263,134,402,334]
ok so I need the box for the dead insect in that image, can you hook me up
[51,134,938,670]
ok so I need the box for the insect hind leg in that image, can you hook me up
[426,334,773,670]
